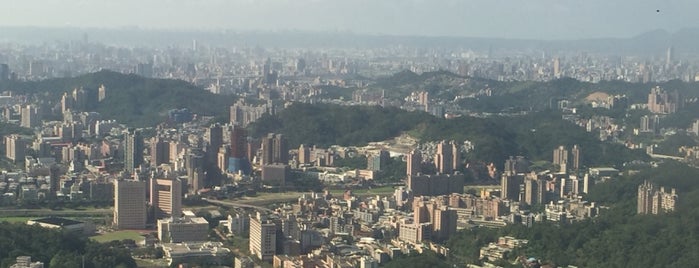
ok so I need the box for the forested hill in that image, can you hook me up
[372,70,699,113]
[0,70,235,127]
[249,103,648,168]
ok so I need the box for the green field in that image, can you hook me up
[91,230,145,243]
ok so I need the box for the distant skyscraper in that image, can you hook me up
[638,180,678,215]
[124,130,144,172]
[0,64,9,81]
[98,84,107,102]
[666,46,674,67]
[407,149,422,176]
[571,145,581,171]
[114,179,146,229]
[150,177,183,219]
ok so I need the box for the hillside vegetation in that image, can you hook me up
[0,70,235,127]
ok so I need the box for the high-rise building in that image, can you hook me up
[98,84,107,102]
[407,173,465,196]
[434,140,454,174]
[501,173,524,201]
[570,145,581,171]
[298,144,310,165]
[553,145,568,171]
[638,180,678,215]
[0,64,9,81]
[411,198,456,243]
[4,135,26,163]
[206,124,223,163]
[367,150,390,171]
[407,149,422,176]
[504,156,529,175]
[524,174,546,205]
[648,86,680,114]
[452,141,461,172]
[150,137,169,167]
[20,105,40,128]
[249,212,277,262]
[124,130,144,172]
[114,179,146,229]
[261,133,288,165]
[150,178,183,219]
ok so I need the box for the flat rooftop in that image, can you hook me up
[28,217,83,226]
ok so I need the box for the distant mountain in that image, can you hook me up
[0,70,235,127]
[3,27,699,55]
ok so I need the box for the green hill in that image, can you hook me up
[250,103,647,168]
[0,70,235,127]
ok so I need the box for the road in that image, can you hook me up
[201,198,275,213]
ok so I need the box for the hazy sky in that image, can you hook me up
[1,0,698,39]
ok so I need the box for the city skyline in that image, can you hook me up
[0,0,697,40]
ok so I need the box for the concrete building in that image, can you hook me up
[553,145,568,171]
[261,164,291,185]
[5,135,26,163]
[434,140,454,174]
[261,133,288,165]
[406,149,422,176]
[124,129,144,172]
[9,256,44,268]
[638,180,678,215]
[114,179,146,229]
[157,216,209,243]
[161,242,230,266]
[250,212,277,261]
[150,178,183,219]
[407,173,464,196]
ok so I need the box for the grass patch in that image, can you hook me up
[91,230,145,243]
[0,217,34,223]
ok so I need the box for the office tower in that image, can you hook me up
[150,178,183,219]
[298,144,310,165]
[553,57,561,78]
[261,133,288,165]
[434,140,453,174]
[570,145,581,171]
[206,123,223,164]
[230,125,247,158]
[124,130,144,172]
[150,137,169,167]
[407,149,422,176]
[501,173,524,200]
[4,135,25,163]
[20,105,39,128]
[553,145,568,171]
[666,46,674,67]
[250,212,277,262]
[186,151,204,189]
[114,179,146,229]
[367,150,390,171]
